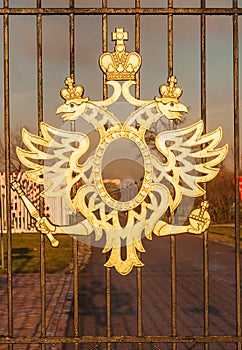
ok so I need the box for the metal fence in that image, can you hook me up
[0,1,241,350]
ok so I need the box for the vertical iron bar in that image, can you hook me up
[201,2,209,350]
[69,1,79,348]
[135,2,142,350]
[168,1,177,349]
[102,3,111,350]
[135,0,140,100]
[106,265,111,350]
[4,1,13,348]
[70,0,75,78]
[233,2,241,350]
[102,0,108,100]
[168,0,173,77]
[0,183,4,269]
[37,2,46,349]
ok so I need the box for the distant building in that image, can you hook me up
[0,173,139,233]
[0,172,71,233]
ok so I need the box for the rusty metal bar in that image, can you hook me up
[3,1,13,348]
[106,265,111,350]
[0,8,242,15]
[200,2,209,350]
[135,0,140,100]
[168,2,177,349]
[200,0,206,133]
[0,335,242,344]
[70,0,75,77]
[72,244,79,349]
[36,2,47,349]
[102,3,111,350]
[1,3,241,350]
[233,1,241,350]
[135,3,142,350]
[37,0,43,124]
[68,2,80,348]
[170,243,176,344]
[168,0,173,77]
[72,220,79,340]
[102,0,108,100]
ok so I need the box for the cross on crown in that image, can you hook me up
[112,28,128,53]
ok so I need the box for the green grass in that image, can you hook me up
[0,226,240,274]
[0,233,73,274]
[208,225,242,246]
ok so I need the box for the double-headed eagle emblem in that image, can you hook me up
[12,28,227,275]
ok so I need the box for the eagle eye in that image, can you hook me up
[70,103,75,109]
[170,102,174,107]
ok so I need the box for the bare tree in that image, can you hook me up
[0,124,31,172]
[206,168,234,223]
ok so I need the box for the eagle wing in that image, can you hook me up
[16,122,90,211]
[154,120,228,211]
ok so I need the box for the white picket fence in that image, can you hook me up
[0,172,72,233]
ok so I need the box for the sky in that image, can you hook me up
[0,0,242,171]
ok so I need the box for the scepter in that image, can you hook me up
[11,181,59,247]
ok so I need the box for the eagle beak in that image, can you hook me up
[56,103,76,121]
[171,102,188,120]
[178,103,188,114]
[56,104,68,115]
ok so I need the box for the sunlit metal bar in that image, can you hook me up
[70,0,75,77]
[167,2,177,349]
[102,0,108,100]
[200,2,209,350]
[168,0,173,77]
[0,335,242,344]
[135,3,142,350]
[0,3,240,350]
[37,0,43,124]
[106,265,111,350]
[36,2,47,349]
[68,2,79,348]
[3,1,13,349]
[0,8,242,15]
[135,0,140,100]
[102,3,111,350]
[233,2,241,350]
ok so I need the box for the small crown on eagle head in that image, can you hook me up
[156,76,183,104]
[99,28,142,81]
[60,75,88,105]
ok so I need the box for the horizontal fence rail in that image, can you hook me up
[1,1,241,350]
[0,7,242,15]
[1,335,242,344]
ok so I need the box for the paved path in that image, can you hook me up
[74,234,239,350]
[0,273,73,350]
[0,234,240,350]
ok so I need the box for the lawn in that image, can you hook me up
[0,233,73,274]
[208,225,242,246]
[0,226,240,274]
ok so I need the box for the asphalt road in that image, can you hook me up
[73,234,239,350]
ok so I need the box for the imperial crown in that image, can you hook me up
[156,76,183,104]
[60,76,88,104]
[99,28,142,81]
